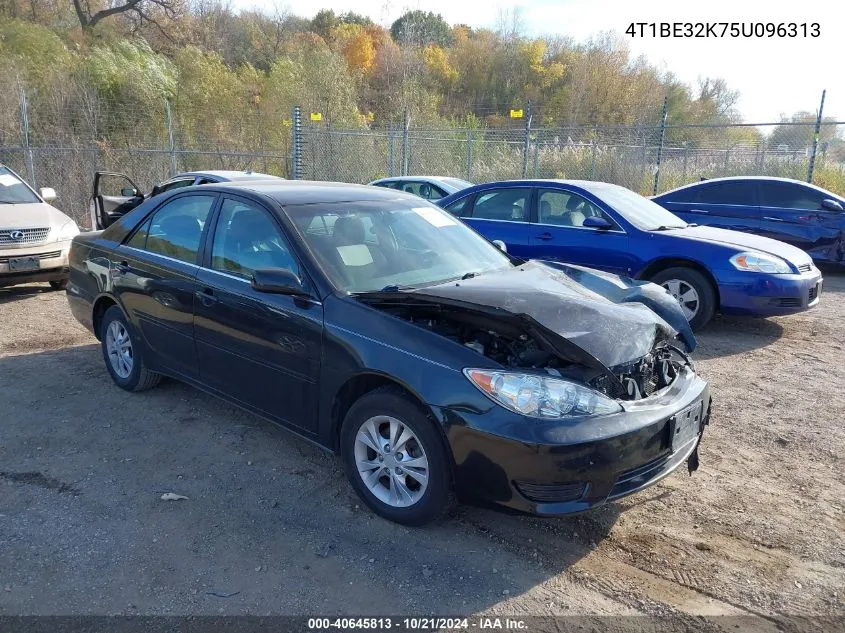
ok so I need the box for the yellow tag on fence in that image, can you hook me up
[310,112,322,121]
[509,109,523,119]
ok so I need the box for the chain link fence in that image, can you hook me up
[1,89,843,227]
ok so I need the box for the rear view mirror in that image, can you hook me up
[583,216,612,230]
[821,198,843,212]
[122,187,139,197]
[492,240,508,253]
[251,268,309,296]
[40,187,57,202]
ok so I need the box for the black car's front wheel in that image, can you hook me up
[341,387,451,526]
[100,305,162,392]
[651,267,716,331]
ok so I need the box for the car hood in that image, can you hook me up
[0,202,73,231]
[407,260,695,368]
[660,225,813,267]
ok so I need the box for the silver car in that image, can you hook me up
[368,176,473,201]
[0,164,79,289]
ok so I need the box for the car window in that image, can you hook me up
[695,182,756,205]
[159,178,196,193]
[195,177,217,186]
[471,188,530,222]
[444,195,472,217]
[133,194,216,264]
[0,166,40,203]
[211,198,299,279]
[657,187,698,203]
[537,189,616,228]
[760,182,827,210]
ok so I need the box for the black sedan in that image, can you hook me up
[67,181,712,525]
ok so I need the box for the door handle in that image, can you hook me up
[762,216,784,222]
[114,261,130,275]
[195,287,218,306]
[536,232,554,241]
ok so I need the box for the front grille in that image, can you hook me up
[808,285,818,302]
[0,250,61,264]
[514,480,586,504]
[775,297,801,308]
[797,263,813,273]
[0,227,50,244]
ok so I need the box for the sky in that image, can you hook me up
[235,0,841,123]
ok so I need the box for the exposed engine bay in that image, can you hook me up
[362,297,692,401]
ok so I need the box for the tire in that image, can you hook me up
[99,305,162,392]
[49,279,67,290]
[650,267,716,331]
[340,386,452,526]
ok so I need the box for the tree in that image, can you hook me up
[310,9,337,41]
[70,0,180,32]
[390,10,452,48]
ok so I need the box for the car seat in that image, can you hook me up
[564,196,587,227]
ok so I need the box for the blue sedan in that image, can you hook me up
[651,176,844,265]
[438,180,823,330]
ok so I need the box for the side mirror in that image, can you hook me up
[251,268,309,296]
[122,187,139,197]
[492,239,508,253]
[583,216,613,230]
[40,187,57,202]
[821,198,843,212]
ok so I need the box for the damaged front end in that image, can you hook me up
[357,260,697,405]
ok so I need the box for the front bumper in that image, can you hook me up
[715,267,823,316]
[437,367,711,516]
[0,240,71,288]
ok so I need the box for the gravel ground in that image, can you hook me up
[0,274,843,625]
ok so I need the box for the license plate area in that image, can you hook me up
[670,399,703,452]
[8,256,40,272]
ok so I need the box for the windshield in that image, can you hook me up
[0,167,40,204]
[288,200,514,293]
[593,184,687,230]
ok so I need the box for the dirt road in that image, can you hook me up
[1,275,843,626]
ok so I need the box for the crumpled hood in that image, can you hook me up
[410,261,695,367]
[661,225,813,268]
[0,202,73,232]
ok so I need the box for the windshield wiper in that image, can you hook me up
[379,284,415,292]
[461,271,482,280]
[652,225,687,231]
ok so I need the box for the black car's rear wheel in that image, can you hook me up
[100,305,161,392]
[341,387,451,526]
[650,267,716,331]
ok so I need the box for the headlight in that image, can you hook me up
[464,369,623,419]
[57,221,80,240]
[729,252,791,274]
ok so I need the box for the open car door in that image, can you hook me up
[90,172,144,230]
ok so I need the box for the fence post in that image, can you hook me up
[401,109,410,177]
[521,100,532,178]
[466,129,473,181]
[652,95,668,196]
[165,100,177,177]
[590,126,598,180]
[292,106,302,180]
[682,143,689,180]
[388,131,396,177]
[807,89,826,183]
[532,132,540,177]
[19,88,36,186]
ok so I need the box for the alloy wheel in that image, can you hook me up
[105,320,134,379]
[661,279,700,321]
[354,415,429,508]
